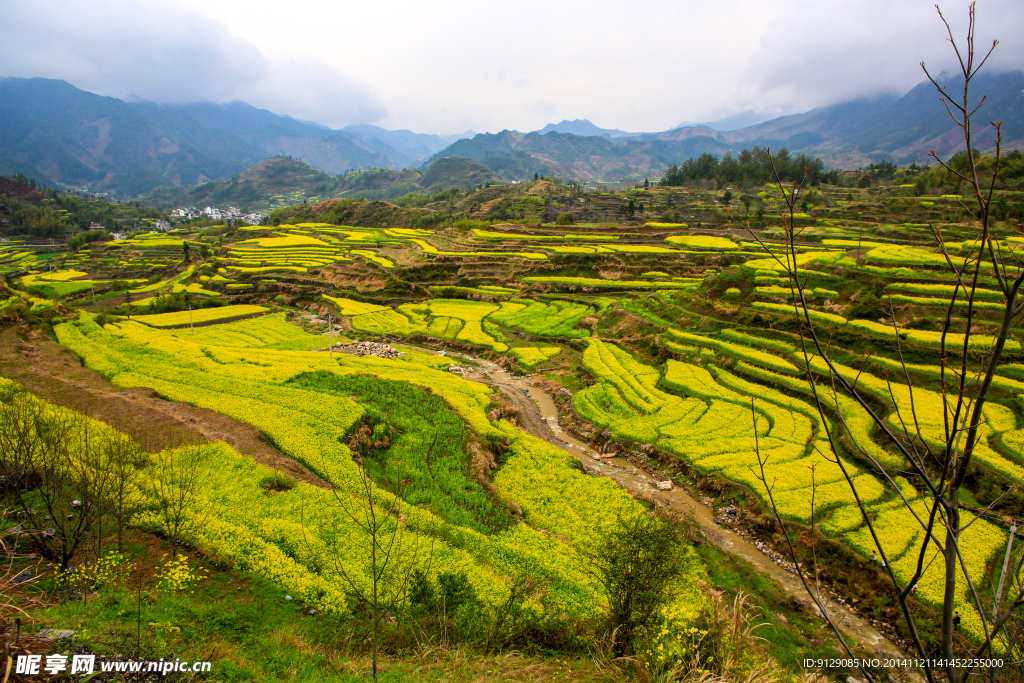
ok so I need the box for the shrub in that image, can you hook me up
[453,219,490,231]
[589,512,691,656]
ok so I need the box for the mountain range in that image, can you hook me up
[0,78,471,196]
[139,156,502,211]
[431,71,1024,184]
[1,71,1021,195]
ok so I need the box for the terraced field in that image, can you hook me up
[51,311,701,631]
[5,175,1023,675]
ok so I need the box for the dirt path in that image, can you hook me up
[461,355,903,659]
[0,327,329,490]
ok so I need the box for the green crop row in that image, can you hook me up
[571,339,1006,640]
[521,276,698,289]
[509,345,561,367]
[848,320,1022,354]
[133,305,268,327]
[663,235,737,250]
[489,299,591,338]
[664,329,798,375]
[884,282,1004,301]
[751,301,848,325]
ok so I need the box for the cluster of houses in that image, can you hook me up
[80,204,267,242]
[170,206,266,225]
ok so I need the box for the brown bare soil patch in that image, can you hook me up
[0,326,328,489]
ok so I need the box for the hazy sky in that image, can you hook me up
[2,0,1022,135]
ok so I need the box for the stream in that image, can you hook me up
[455,354,904,660]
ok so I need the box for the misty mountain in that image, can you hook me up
[3,70,1021,197]
[0,77,261,195]
[536,119,636,139]
[431,129,730,183]
[341,124,475,162]
[171,102,410,173]
[675,110,776,132]
[139,155,504,211]
[0,79,460,196]
[707,71,1023,168]
[433,71,1024,183]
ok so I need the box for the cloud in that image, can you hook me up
[1,0,1020,134]
[238,56,386,129]
[744,0,1024,113]
[0,0,384,125]
[0,0,265,101]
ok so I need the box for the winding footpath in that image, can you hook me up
[461,356,904,660]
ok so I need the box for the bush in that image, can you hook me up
[453,219,490,231]
[590,512,692,656]
[556,212,575,226]
[68,230,113,251]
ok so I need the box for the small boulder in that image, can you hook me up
[656,480,673,491]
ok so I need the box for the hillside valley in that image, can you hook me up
[2,127,1024,681]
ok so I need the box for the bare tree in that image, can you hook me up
[737,6,1023,682]
[319,433,425,683]
[80,424,119,560]
[0,387,100,570]
[100,430,148,552]
[146,443,206,549]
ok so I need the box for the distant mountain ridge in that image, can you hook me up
[2,71,1021,196]
[0,78,260,195]
[674,110,775,132]
[0,78,474,196]
[536,119,636,139]
[432,71,1024,183]
[139,155,503,211]
[341,124,476,162]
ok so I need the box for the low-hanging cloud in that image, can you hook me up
[1,0,1021,134]
[240,56,386,129]
[0,0,385,125]
[743,0,1024,114]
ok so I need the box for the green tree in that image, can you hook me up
[589,512,690,656]
[740,194,752,215]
